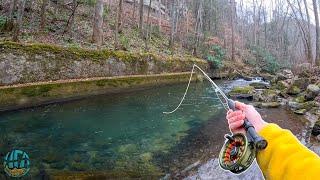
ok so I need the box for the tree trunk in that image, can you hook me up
[145,0,152,50]
[231,0,235,61]
[92,0,104,46]
[158,0,162,32]
[303,0,313,64]
[6,0,18,31]
[12,0,26,42]
[313,0,320,65]
[39,0,48,31]
[169,0,176,49]
[115,0,123,49]
[64,0,78,35]
[139,0,144,36]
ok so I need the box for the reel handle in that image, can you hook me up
[227,99,268,150]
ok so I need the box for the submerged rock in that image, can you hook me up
[305,84,320,101]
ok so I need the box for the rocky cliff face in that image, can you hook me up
[0,42,208,85]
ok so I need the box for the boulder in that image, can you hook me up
[282,69,294,79]
[305,84,320,101]
[294,109,307,115]
[275,81,290,91]
[253,89,278,102]
[294,95,306,103]
[287,85,301,95]
[228,86,255,100]
[260,73,275,81]
[291,77,311,91]
[249,82,270,89]
[312,120,320,136]
[288,101,301,110]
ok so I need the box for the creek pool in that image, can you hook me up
[0,79,306,179]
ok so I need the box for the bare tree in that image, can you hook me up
[230,0,235,61]
[92,0,104,46]
[12,0,26,41]
[115,0,124,49]
[313,0,320,65]
[6,0,18,31]
[145,0,152,50]
[139,0,144,35]
[39,0,48,31]
[64,0,79,35]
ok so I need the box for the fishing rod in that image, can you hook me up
[163,64,267,174]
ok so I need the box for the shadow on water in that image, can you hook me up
[153,110,229,177]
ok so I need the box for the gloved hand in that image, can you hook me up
[226,101,268,134]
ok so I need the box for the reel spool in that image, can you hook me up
[218,133,256,174]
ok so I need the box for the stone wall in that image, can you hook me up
[0,42,208,85]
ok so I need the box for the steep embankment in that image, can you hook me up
[0,41,208,111]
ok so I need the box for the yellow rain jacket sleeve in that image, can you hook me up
[256,123,320,180]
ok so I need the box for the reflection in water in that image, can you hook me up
[0,80,307,179]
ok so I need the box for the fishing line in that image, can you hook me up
[163,64,229,114]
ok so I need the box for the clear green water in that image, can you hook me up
[0,81,230,178]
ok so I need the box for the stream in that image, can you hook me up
[0,78,310,179]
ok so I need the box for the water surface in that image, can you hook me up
[0,80,307,179]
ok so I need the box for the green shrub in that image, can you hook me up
[120,35,130,50]
[0,16,6,30]
[250,46,279,74]
[206,45,225,69]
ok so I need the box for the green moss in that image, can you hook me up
[0,73,194,110]
[229,86,255,94]
[294,95,306,103]
[287,85,301,95]
[21,85,53,97]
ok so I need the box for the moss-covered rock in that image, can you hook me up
[253,102,280,108]
[305,84,320,101]
[249,82,269,89]
[287,85,301,95]
[0,41,208,86]
[294,95,306,103]
[228,86,255,99]
[294,109,307,115]
[276,81,289,91]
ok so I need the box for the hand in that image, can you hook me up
[226,101,268,134]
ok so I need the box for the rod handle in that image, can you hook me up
[227,99,268,150]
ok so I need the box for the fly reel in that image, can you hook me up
[218,133,256,174]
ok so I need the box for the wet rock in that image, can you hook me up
[276,81,290,90]
[294,95,306,103]
[253,102,280,108]
[249,82,269,89]
[291,77,311,91]
[260,73,275,81]
[228,86,255,100]
[253,89,278,102]
[185,159,263,180]
[305,84,320,101]
[288,101,301,110]
[294,109,307,115]
[287,85,301,95]
[312,121,320,136]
